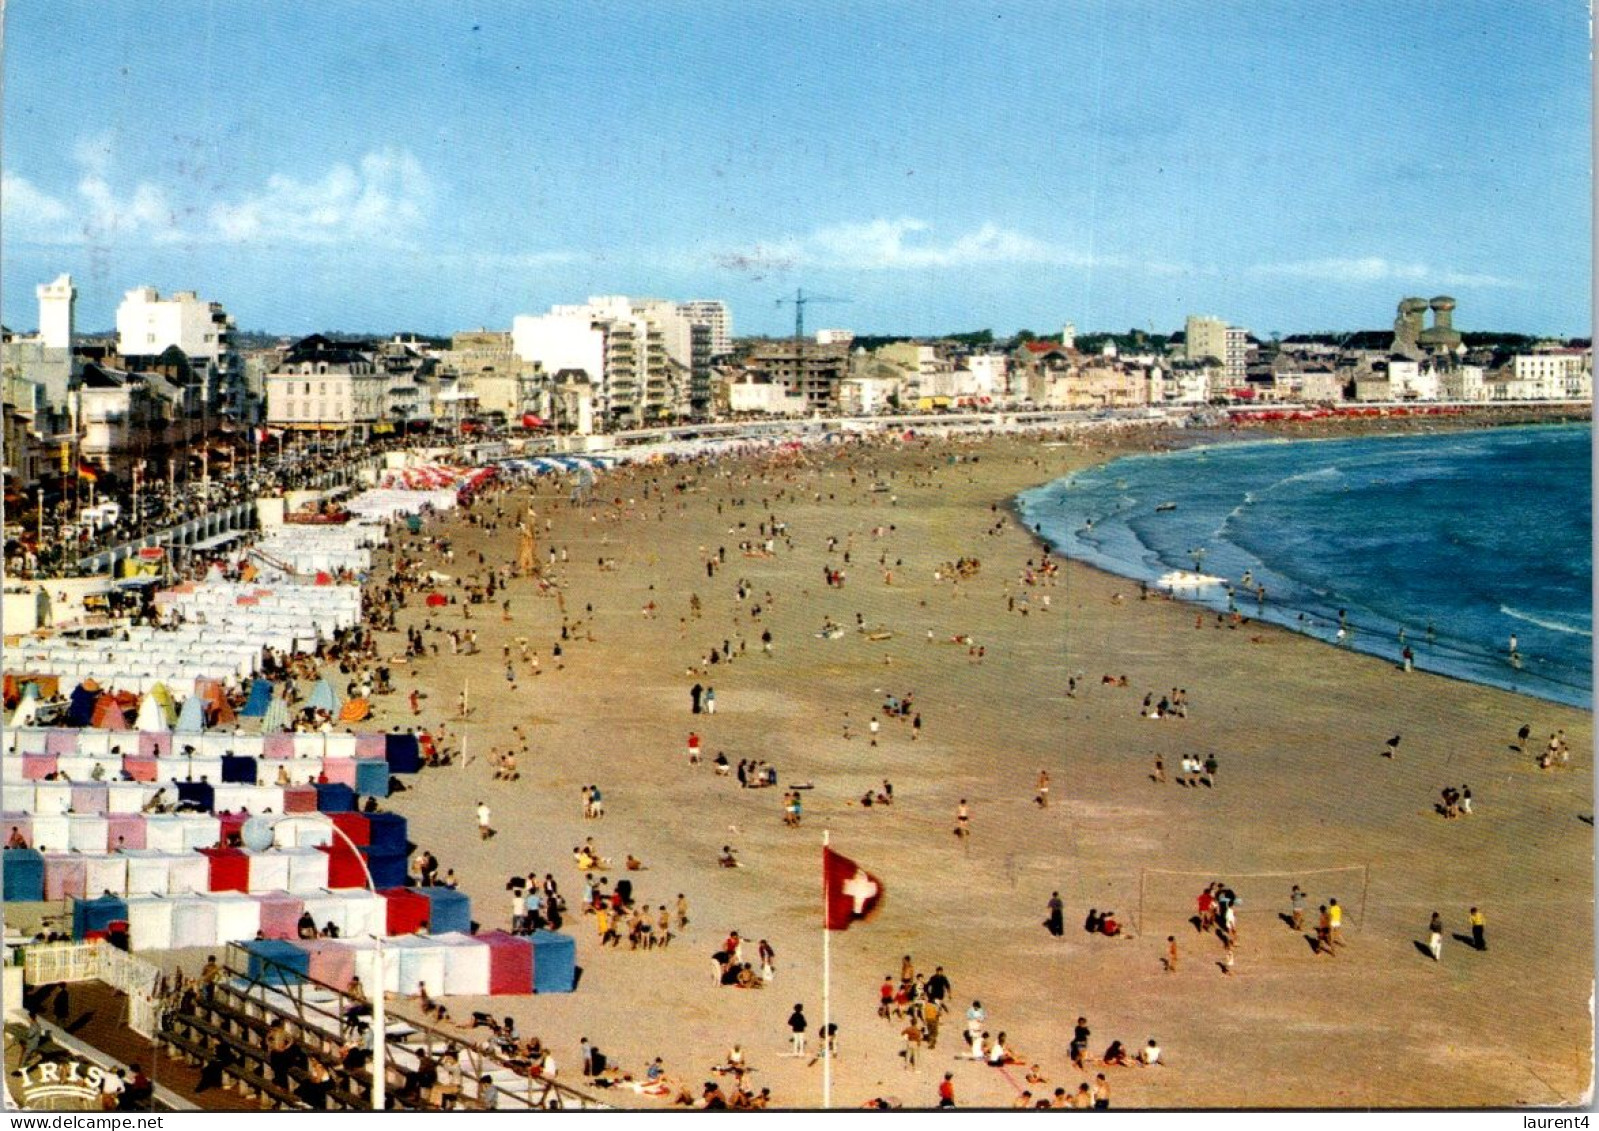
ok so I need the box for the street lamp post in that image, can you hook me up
[241,814,387,1111]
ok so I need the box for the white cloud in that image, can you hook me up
[713,218,1193,275]
[5,141,433,249]
[208,148,431,246]
[1250,256,1520,289]
[78,172,181,243]
[2,172,74,240]
[6,133,183,245]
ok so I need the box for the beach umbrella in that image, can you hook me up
[307,678,342,716]
[134,690,170,733]
[174,694,207,734]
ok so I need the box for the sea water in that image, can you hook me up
[1017,423,1593,708]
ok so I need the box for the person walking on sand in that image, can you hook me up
[1035,769,1050,808]
[787,1003,808,1056]
[1469,906,1486,951]
[1290,885,1306,932]
[1045,892,1064,937]
[1328,898,1344,947]
[901,1019,923,1071]
[1315,906,1335,956]
[955,800,970,839]
[477,801,494,840]
[1164,936,1179,974]
[937,1073,956,1109]
[1427,911,1443,961]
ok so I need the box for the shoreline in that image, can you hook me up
[1013,418,1592,710]
[361,422,1589,1109]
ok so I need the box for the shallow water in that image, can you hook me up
[1018,423,1593,708]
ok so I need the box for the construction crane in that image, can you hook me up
[775,288,851,344]
[775,289,851,411]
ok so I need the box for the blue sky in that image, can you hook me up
[2,1,1590,338]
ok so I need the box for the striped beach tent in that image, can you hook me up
[259,689,292,734]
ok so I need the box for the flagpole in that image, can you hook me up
[822,827,831,1110]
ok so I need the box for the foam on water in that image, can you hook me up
[1018,424,1593,708]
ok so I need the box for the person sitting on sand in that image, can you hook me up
[987,1031,1020,1066]
[1025,1064,1048,1084]
[1083,908,1102,934]
[1100,912,1122,937]
[718,845,741,868]
[1102,1041,1131,1067]
[626,854,644,871]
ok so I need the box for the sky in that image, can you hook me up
[1,1,1591,339]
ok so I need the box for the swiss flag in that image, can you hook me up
[823,846,882,930]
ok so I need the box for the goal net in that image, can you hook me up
[1137,866,1369,937]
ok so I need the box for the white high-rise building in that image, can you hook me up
[1186,315,1248,388]
[36,274,76,349]
[116,286,234,363]
[677,300,732,357]
[514,295,708,427]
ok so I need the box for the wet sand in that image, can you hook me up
[369,426,1592,1109]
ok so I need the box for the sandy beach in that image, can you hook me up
[356,423,1590,1109]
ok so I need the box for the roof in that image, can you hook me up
[77,362,127,388]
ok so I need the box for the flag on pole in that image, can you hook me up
[823,846,882,929]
